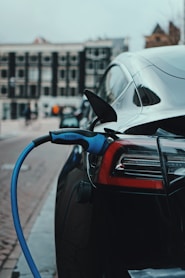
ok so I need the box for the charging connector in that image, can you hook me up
[49,129,108,154]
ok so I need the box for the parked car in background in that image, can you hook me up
[59,106,79,128]
[59,113,79,128]
[55,45,185,278]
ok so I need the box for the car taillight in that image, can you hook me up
[97,138,163,191]
[96,136,185,194]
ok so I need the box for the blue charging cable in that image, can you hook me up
[11,130,108,277]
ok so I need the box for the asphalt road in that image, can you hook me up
[0,118,71,277]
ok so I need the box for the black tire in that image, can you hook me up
[55,167,96,278]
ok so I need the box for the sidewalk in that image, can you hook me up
[0,117,60,140]
[0,117,63,278]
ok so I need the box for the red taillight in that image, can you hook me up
[96,136,185,193]
[97,138,164,191]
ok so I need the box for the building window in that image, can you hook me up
[98,61,105,70]
[42,55,51,64]
[87,61,93,70]
[1,69,8,78]
[70,55,77,64]
[102,49,105,55]
[30,85,37,97]
[70,87,76,96]
[59,69,65,79]
[41,68,52,82]
[59,55,66,64]
[59,87,65,96]
[1,86,7,95]
[18,85,25,97]
[17,55,25,63]
[94,49,99,56]
[29,55,38,63]
[29,68,39,81]
[1,55,8,63]
[43,87,50,96]
[17,69,24,78]
[71,69,76,80]
[87,49,92,55]
[85,75,94,87]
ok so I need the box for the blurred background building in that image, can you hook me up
[0,19,181,120]
[145,21,181,48]
[0,37,129,119]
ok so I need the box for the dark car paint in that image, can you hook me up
[57,136,185,269]
[88,135,185,268]
[57,140,185,272]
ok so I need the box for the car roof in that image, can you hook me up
[114,45,185,78]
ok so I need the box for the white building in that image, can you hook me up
[0,37,129,119]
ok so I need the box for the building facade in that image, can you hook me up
[145,21,181,48]
[0,38,129,119]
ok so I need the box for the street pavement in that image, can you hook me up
[0,117,70,278]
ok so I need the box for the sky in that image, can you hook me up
[0,0,184,51]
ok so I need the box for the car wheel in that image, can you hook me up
[55,167,97,278]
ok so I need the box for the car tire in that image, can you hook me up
[55,167,97,278]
